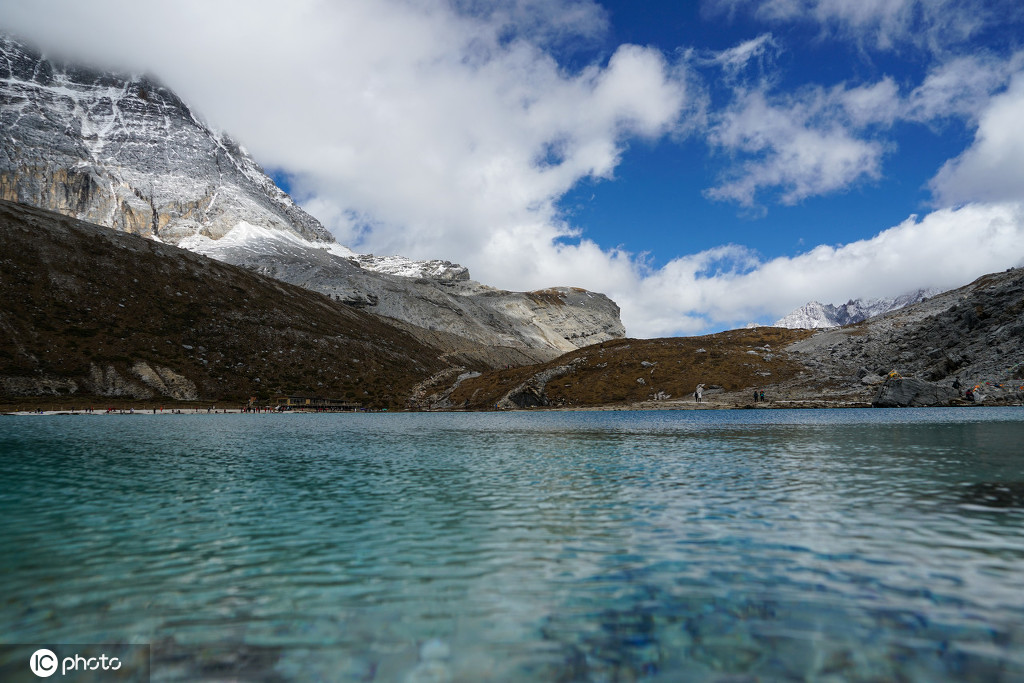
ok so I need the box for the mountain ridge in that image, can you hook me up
[2,199,1021,410]
[0,198,542,407]
[441,268,1024,410]
[0,34,332,245]
[775,288,940,329]
[0,33,625,354]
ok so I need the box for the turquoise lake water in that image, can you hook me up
[1,408,1023,681]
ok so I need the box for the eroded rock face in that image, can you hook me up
[0,375,79,396]
[188,227,626,354]
[131,362,199,401]
[0,362,196,401]
[0,36,331,245]
[786,268,1024,405]
[498,359,585,409]
[84,364,153,399]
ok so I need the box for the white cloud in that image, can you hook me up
[838,78,900,127]
[930,75,1024,205]
[906,54,1024,122]
[0,0,688,276]
[705,0,1009,54]
[700,49,1024,208]
[450,0,610,47]
[615,202,1024,337]
[704,87,887,206]
[711,33,778,75]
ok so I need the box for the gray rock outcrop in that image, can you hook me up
[786,267,1024,405]
[130,362,199,401]
[0,35,330,245]
[184,226,625,355]
[497,358,586,409]
[872,377,959,407]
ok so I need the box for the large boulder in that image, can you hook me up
[872,377,959,408]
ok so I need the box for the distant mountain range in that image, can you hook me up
[774,289,941,329]
[0,33,623,357]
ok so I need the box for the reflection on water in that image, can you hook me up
[1,408,1023,681]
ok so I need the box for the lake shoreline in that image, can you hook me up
[5,397,1014,416]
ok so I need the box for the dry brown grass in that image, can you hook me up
[450,327,813,408]
[0,200,454,408]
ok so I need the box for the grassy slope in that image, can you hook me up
[0,200,455,409]
[450,327,814,409]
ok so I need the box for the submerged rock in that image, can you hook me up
[959,482,1024,509]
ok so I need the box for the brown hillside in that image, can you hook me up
[450,327,813,409]
[0,200,460,408]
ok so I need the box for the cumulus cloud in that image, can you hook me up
[616,202,1024,336]
[705,88,887,205]
[838,78,900,127]
[701,49,1024,208]
[930,75,1024,205]
[0,0,688,274]
[906,53,1024,122]
[450,0,610,47]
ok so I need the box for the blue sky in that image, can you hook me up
[555,0,992,264]
[4,0,1024,336]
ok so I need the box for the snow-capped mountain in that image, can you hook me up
[0,35,330,244]
[0,33,469,283]
[0,34,624,354]
[775,289,941,329]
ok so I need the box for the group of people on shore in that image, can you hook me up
[692,385,768,404]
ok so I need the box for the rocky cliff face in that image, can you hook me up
[0,34,625,354]
[775,289,939,329]
[784,268,1024,405]
[0,35,330,244]
[181,226,624,355]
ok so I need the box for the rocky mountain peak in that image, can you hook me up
[0,34,332,245]
[775,288,940,329]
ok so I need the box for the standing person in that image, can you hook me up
[760,390,765,402]
[695,384,704,404]
[753,390,759,402]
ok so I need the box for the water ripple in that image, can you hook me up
[1,409,1023,680]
